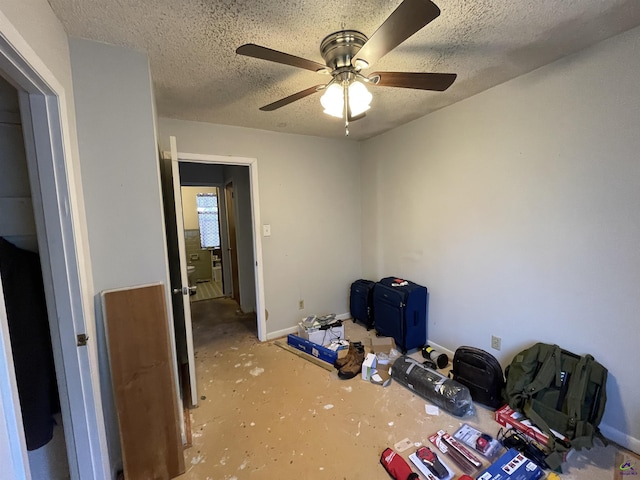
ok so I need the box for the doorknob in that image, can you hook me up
[173,287,188,295]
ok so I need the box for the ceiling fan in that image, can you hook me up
[236,0,456,135]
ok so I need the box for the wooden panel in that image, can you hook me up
[102,283,184,479]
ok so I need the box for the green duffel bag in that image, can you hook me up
[503,343,608,470]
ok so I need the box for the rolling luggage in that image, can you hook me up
[349,279,375,330]
[373,277,427,353]
[450,346,505,410]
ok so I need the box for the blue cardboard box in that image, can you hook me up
[477,448,544,480]
[287,334,338,364]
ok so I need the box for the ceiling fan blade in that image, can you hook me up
[353,0,440,68]
[371,72,457,91]
[237,44,328,73]
[259,85,324,111]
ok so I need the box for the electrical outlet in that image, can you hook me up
[298,300,304,310]
[491,335,502,351]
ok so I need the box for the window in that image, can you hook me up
[196,193,220,248]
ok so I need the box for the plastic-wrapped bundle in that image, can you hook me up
[391,356,475,417]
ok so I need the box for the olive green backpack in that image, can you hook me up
[503,343,608,470]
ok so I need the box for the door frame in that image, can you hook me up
[0,12,109,480]
[224,181,241,305]
[169,148,267,341]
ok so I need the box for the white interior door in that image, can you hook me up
[169,136,197,406]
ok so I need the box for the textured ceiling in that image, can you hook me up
[48,0,640,141]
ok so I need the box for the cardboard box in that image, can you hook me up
[286,334,337,364]
[297,322,344,346]
[477,448,544,480]
[495,404,569,447]
[361,353,377,381]
[371,336,396,364]
[371,336,395,353]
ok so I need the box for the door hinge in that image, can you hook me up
[77,334,89,347]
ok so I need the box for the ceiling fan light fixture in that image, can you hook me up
[320,82,345,118]
[320,80,372,118]
[348,80,372,116]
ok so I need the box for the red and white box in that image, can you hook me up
[495,404,569,447]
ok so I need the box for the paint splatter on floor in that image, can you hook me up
[249,366,264,376]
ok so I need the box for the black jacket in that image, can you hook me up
[0,237,59,450]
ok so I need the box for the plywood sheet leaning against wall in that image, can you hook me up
[102,283,185,479]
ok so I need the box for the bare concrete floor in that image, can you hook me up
[176,299,624,480]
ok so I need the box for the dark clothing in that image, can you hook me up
[0,237,59,450]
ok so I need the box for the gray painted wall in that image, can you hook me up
[361,24,640,452]
[68,38,173,473]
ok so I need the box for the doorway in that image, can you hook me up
[180,186,225,303]
[160,141,266,431]
[0,75,70,479]
[178,165,252,314]
[161,141,267,369]
[0,20,108,480]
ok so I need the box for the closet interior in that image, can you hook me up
[0,74,70,479]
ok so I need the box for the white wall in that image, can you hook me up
[361,25,640,452]
[158,120,362,335]
[69,38,172,473]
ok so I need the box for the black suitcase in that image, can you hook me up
[373,277,427,353]
[349,279,375,329]
[450,346,505,410]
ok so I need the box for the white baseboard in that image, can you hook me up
[265,312,350,341]
[600,423,640,455]
[266,325,298,341]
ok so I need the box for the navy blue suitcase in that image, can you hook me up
[373,277,427,353]
[349,279,375,330]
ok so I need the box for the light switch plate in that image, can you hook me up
[262,224,271,236]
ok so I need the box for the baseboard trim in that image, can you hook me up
[600,424,640,455]
[266,325,298,341]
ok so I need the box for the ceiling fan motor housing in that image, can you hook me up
[320,30,368,72]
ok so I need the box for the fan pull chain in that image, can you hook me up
[343,81,349,136]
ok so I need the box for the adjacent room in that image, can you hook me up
[1,0,640,479]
